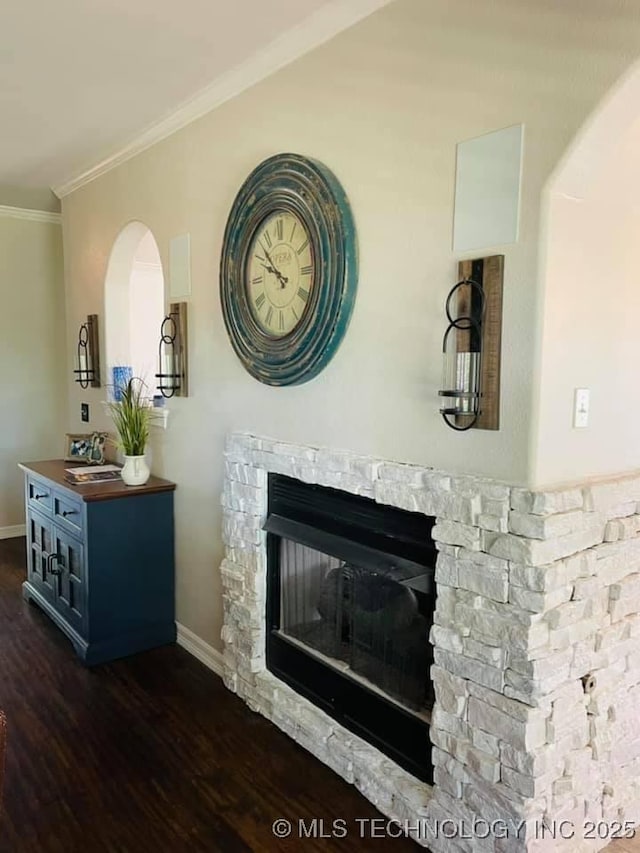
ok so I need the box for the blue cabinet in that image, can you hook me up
[21,460,176,666]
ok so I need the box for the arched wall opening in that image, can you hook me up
[533,61,640,487]
[104,222,165,397]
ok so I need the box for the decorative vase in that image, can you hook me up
[121,454,150,486]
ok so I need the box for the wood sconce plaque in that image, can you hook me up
[457,255,503,430]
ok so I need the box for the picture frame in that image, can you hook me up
[64,432,109,464]
[64,433,93,463]
[88,431,108,464]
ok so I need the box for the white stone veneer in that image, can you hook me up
[220,433,640,851]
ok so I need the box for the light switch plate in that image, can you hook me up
[574,388,589,428]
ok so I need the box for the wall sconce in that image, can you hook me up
[156,302,188,398]
[439,279,484,430]
[438,256,504,432]
[74,314,101,389]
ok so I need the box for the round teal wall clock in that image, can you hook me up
[219,152,358,385]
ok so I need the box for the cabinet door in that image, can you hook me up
[50,526,86,635]
[26,510,56,602]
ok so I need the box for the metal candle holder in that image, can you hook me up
[155,302,188,398]
[73,315,101,389]
[438,279,485,431]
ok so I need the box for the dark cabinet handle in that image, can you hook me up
[34,493,47,500]
[47,553,63,576]
[62,510,77,518]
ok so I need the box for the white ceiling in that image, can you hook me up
[0,0,388,207]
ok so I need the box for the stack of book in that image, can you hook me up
[64,465,122,485]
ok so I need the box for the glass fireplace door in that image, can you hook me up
[279,539,432,712]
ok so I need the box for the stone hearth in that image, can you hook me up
[220,432,640,851]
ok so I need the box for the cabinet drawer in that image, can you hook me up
[27,477,53,515]
[53,493,83,537]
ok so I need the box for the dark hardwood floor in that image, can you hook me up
[2,538,636,853]
[0,538,415,852]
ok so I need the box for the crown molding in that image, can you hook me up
[0,205,61,224]
[53,0,392,199]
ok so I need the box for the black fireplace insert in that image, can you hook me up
[265,474,436,783]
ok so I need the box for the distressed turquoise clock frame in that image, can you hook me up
[220,153,358,386]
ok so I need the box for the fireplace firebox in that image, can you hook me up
[265,474,436,783]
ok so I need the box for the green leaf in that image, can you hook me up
[105,377,152,456]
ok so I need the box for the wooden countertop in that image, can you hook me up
[19,460,176,503]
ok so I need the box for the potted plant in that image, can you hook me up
[107,377,152,486]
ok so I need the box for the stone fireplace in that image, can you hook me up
[221,432,640,851]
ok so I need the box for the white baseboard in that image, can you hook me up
[0,524,26,540]
[176,622,224,678]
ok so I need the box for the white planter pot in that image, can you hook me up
[121,454,150,486]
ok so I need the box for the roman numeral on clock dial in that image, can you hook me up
[255,292,266,310]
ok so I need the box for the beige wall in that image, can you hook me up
[0,215,66,530]
[534,108,640,486]
[61,0,640,647]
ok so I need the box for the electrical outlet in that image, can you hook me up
[81,403,90,423]
[573,388,589,428]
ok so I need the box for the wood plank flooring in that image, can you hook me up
[0,537,637,852]
[0,538,415,852]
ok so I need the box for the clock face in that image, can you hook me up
[246,210,314,338]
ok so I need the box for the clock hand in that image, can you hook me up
[260,261,282,278]
[262,245,277,268]
[263,246,288,287]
